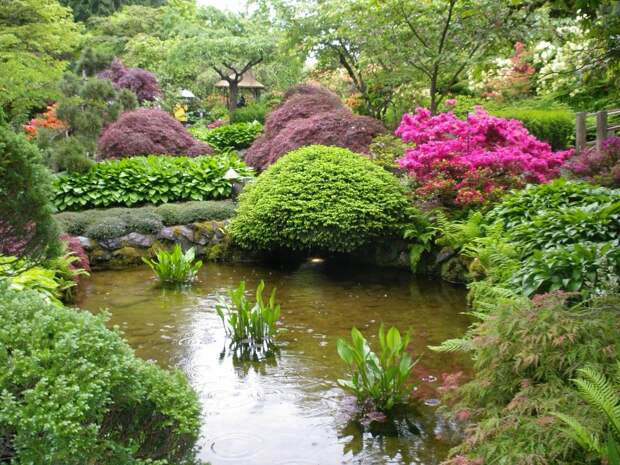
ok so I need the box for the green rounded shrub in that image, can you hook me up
[85,216,128,240]
[230,145,412,253]
[155,200,236,226]
[0,285,200,465]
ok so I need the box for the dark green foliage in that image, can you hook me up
[231,145,413,253]
[154,200,236,225]
[191,122,263,152]
[59,0,165,22]
[367,134,410,171]
[231,102,269,124]
[0,284,200,464]
[435,294,620,465]
[492,107,575,150]
[53,155,252,211]
[0,125,61,259]
[84,216,129,240]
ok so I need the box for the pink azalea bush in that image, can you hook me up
[566,136,620,187]
[395,107,573,207]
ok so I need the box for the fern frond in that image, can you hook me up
[429,337,474,353]
[575,367,620,436]
[552,412,602,453]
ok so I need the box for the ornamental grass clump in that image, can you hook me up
[395,107,574,207]
[142,244,202,286]
[337,325,417,412]
[216,281,281,359]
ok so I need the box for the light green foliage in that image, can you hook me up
[435,294,620,465]
[142,244,203,285]
[231,145,413,253]
[0,255,86,306]
[337,325,417,411]
[216,280,281,352]
[230,102,269,124]
[190,121,263,151]
[60,0,164,22]
[0,285,200,464]
[0,0,82,124]
[53,154,252,211]
[0,125,61,260]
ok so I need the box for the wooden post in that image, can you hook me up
[596,110,608,151]
[576,112,587,154]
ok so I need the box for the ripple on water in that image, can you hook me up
[201,388,264,410]
[274,460,321,465]
[424,398,441,407]
[210,432,264,459]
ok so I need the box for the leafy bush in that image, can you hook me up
[97,109,213,159]
[190,121,263,151]
[396,107,573,207]
[245,84,385,170]
[368,134,411,172]
[154,200,236,225]
[231,102,269,124]
[0,125,61,259]
[216,280,281,359]
[98,58,161,103]
[567,137,620,187]
[493,107,575,150]
[337,325,417,412]
[0,285,200,464]
[84,216,129,240]
[143,245,203,285]
[434,293,620,465]
[53,155,251,211]
[231,145,413,253]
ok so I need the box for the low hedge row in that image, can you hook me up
[190,121,263,152]
[55,200,236,240]
[53,155,252,211]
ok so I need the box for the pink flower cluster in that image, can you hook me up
[566,136,620,187]
[395,107,573,206]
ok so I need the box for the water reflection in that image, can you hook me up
[76,261,471,465]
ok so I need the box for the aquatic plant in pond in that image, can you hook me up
[216,280,281,359]
[142,245,202,285]
[337,325,417,412]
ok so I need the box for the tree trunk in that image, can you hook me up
[228,81,239,117]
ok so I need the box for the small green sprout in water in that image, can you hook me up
[216,280,281,359]
[142,244,203,285]
[337,324,417,412]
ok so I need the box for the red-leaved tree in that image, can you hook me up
[99,58,161,103]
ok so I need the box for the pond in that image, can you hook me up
[76,260,471,465]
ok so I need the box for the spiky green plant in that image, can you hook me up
[554,362,620,465]
[142,245,202,285]
[216,280,281,356]
[337,324,417,411]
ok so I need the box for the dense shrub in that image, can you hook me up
[231,145,413,253]
[55,201,236,238]
[396,107,573,207]
[245,84,385,170]
[436,293,620,465]
[0,285,200,464]
[566,136,620,187]
[492,107,575,150]
[190,121,263,151]
[60,234,90,274]
[98,58,161,103]
[97,109,213,160]
[0,125,61,259]
[53,155,251,211]
[231,102,269,124]
[367,134,411,172]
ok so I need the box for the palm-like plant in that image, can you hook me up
[554,362,620,465]
[337,324,417,412]
[216,280,281,358]
[142,245,202,285]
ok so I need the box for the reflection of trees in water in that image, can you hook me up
[338,404,461,465]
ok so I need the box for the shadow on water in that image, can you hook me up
[75,259,471,465]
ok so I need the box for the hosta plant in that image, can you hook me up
[142,245,202,286]
[216,280,281,359]
[337,325,417,411]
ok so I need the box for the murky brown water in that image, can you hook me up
[76,260,470,465]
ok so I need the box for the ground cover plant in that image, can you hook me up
[0,285,201,465]
[55,200,236,237]
[53,155,251,211]
[337,325,417,412]
[396,107,574,208]
[231,145,414,254]
[143,244,203,285]
[97,108,212,159]
[245,85,385,170]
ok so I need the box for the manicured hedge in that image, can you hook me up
[53,155,252,211]
[190,121,263,152]
[55,200,236,239]
[0,284,200,464]
[231,145,414,253]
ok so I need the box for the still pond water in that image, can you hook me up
[76,261,471,465]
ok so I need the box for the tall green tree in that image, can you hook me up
[59,0,165,22]
[0,0,82,125]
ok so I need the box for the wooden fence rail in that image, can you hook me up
[576,109,620,154]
